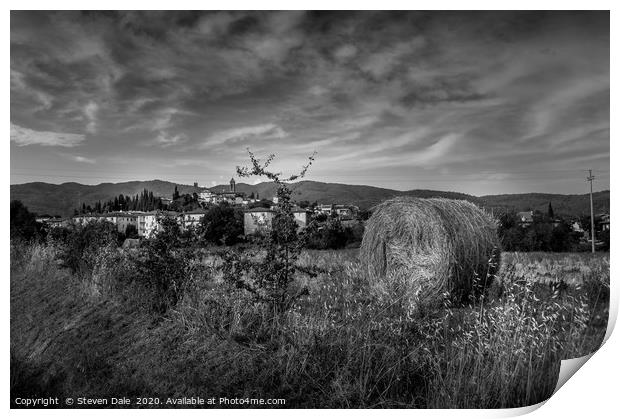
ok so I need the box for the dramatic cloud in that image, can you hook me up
[10,11,609,194]
[11,123,85,147]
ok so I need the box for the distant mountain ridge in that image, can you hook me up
[210,180,481,210]
[10,180,204,218]
[10,179,610,218]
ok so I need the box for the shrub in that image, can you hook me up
[54,221,119,275]
[498,212,582,252]
[344,221,365,247]
[10,200,44,242]
[304,217,349,249]
[125,224,139,239]
[198,203,244,246]
[221,149,316,314]
[87,244,149,304]
[136,216,197,313]
[248,199,275,209]
[597,229,610,251]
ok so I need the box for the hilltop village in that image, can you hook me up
[38,178,361,238]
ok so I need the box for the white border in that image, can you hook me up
[4,3,617,418]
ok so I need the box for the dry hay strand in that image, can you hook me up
[360,197,501,307]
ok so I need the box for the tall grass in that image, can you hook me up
[11,242,609,408]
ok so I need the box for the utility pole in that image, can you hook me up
[587,169,596,253]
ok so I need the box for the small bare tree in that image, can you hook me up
[220,149,316,314]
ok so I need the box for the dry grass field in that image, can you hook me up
[10,243,609,408]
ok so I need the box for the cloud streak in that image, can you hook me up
[200,124,288,149]
[72,155,96,164]
[11,123,85,147]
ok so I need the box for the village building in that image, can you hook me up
[571,221,584,233]
[100,214,120,225]
[244,207,312,236]
[334,205,353,218]
[318,204,333,214]
[243,207,275,235]
[137,212,158,238]
[198,178,245,205]
[135,211,180,237]
[292,208,312,229]
[517,211,534,227]
[73,214,100,225]
[46,218,70,228]
[182,209,208,229]
[198,191,217,203]
[314,203,357,219]
[116,213,138,234]
[73,212,138,234]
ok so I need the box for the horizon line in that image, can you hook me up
[9,178,611,198]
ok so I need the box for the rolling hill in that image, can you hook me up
[10,179,609,219]
[10,180,203,218]
[211,180,481,210]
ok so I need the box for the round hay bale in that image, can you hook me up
[360,197,501,306]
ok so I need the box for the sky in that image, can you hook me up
[10,11,610,195]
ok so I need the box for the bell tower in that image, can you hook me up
[230,177,236,193]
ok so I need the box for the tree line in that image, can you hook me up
[497,206,609,252]
[76,189,165,214]
[75,187,208,215]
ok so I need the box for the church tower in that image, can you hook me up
[230,177,236,193]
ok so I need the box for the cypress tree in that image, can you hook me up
[547,202,554,219]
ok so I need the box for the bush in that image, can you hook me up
[136,217,197,313]
[304,217,349,249]
[47,225,71,245]
[88,244,146,303]
[498,212,581,252]
[598,229,610,251]
[125,224,139,239]
[54,221,119,275]
[223,150,316,314]
[198,203,244,246]
[344,221,365,247]
[10,200,44,242]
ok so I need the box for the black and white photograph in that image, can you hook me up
[9,9,611,410]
